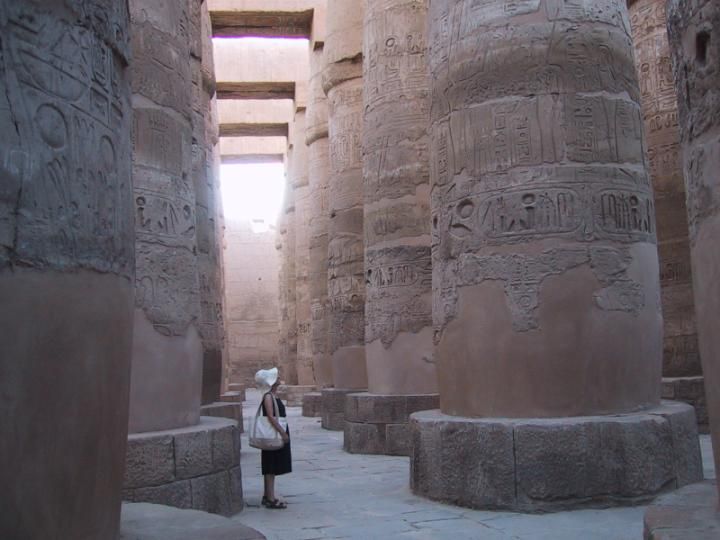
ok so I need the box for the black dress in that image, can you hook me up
[260,392,292,476]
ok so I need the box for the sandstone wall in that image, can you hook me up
[0,1,134,537]
[224,219,280,387]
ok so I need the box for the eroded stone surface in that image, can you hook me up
[278,179,299,385]
[302,391,323,417]
[410,403,703,512]
[362,0,435,397]
[428,0,662,418]
[321,388,356,430]
[667,0,720,494]
[325,0,367,390]
[0,3,134,538]
[307,45,333,389]
[629,0,701,381]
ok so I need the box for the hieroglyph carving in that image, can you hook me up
[0,1,133,276]
[428,0,656,339]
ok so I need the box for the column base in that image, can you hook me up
[644,480,719,539]
[662,376,708,433]
[302,392,323,417]
[410,401,703,512]
[123,417,243,516]
[278,385,316,406]
[227,384,246,402]
[221,390,245,403]
[344,393,439,456]
[201,402,244,433]
[321,388,363,430]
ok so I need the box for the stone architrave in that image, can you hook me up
[345,0,438,456]
[409,0,703,511]
[628,0,706,430]
[307,44,333,390]
[292,108,315,386]
[0,2,134,537]
[321,0,368,430]
[652,1,720,525]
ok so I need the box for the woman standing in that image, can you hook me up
[255,368,292,509]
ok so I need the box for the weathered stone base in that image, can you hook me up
[663,376,708,433]
[344,393,440,456]
[302,392,323,417]
[123,417,243,516]
[221,390,245,403]
[228,384,246,401]
[644,480,719,539]
[278,384,315,407]
[410,401,703,512]
[201,402,244,433]
[321,388,362,431]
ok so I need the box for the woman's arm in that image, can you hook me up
[264,394,289,441]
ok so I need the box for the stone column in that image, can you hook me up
[280,153,299,385]
[410,0,702,511]
[643,4,720,536]
[344,0,438,456]
[194,0,225,406]
[303,44,333,418]
[123,0,241,515]
[0,3,133,537]
[321,0,368,430]
[629,0,706,431]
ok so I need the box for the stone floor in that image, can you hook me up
[236,390,716,540]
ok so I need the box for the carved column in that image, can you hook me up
[628,0,705,430]
[0,2,133,537]
[344,0,438,456]
[280,151,299,385]
[123,0,241,514]
[321,0,368,430]
[410,0,702,511]
[307,45,333,390]
[648,0,720,524]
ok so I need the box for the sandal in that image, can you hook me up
[265,498,287,509]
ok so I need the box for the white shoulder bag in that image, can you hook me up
[249,393,288,450]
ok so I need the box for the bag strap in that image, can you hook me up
[261,391,280,417]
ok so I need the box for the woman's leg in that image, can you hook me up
[264,474,275,500]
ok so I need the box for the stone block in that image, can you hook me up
[174,430,213,480]
[385,423,411,456]
[344,422,385,454]
[322,412,345,431]
[191,470,241,517]
[212,424,239,471]
[410,403,703,512]
[134,481,192,510]
[124,434,175,489]
[201,402,243,432]
[220,391,243,403]
[302,392,322,417]
[229,466,245,513]
[348,393,407,424]
[662,377,708,433]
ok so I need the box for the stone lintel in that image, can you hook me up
[211,10,314,39]
[124,418,243,516]
[217,82,296,100]
[219,123,289,137]
[643,480,719,539]
[221,154,285,165]
[344,393,440,456]
[321,388,364,431]
[410,402,703,512]
[302,392,323,418]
